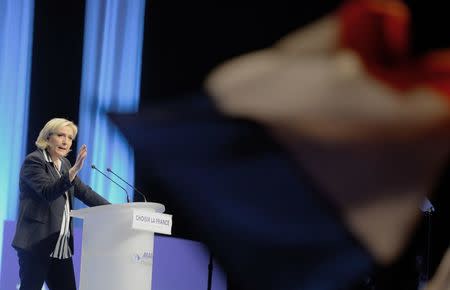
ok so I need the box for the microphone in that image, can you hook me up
[91,164,130,203]
[106,167,148,202]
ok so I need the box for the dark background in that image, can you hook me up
[26,1,450,289]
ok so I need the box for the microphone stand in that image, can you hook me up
[207,251,213,290]
[424,209,433,282]
[91,165,130,202]
[420,198,434,282]
[107,168,148,202]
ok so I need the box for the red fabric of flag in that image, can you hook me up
[339,0,450,102]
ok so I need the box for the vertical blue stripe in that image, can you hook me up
[0,0,34,277]
[78,0,146,204]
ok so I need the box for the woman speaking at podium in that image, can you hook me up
[12,118,110,290]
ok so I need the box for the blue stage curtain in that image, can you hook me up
[77,0,146,204]
[0,0,34,275]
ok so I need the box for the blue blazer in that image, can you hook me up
[12,149,110,255]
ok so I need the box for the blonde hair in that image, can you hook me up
[35,118,78,150]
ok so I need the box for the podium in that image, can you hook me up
[70,202,171,290]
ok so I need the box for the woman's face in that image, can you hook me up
[47,125,74,159]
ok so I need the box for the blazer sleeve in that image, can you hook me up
[20,154,73,202]
[72,176,110,207]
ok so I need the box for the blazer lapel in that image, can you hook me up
[41,149,61,181]
[61,158,75,208]
[42,150,73,207]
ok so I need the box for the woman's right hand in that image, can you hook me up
[69,144,87,182]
